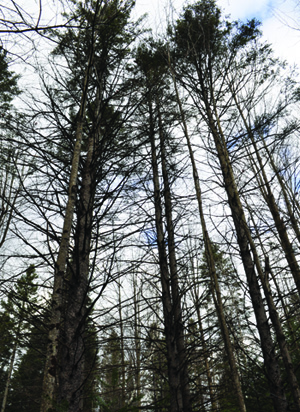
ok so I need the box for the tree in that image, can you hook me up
[170,1,289,410]
[134,41,193,412]
[0,265,39,412]
[168,45,247,411]
[38,1,142,410]
[4,309,47,412]
[0,46,21,252]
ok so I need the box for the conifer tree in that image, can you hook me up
[0,265,39,412]
[40,1,141,410]
[170,2,289,410]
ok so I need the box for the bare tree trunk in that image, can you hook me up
[118,282,126,408]
[58,119,96,412]
[194,71,288,410]
[1,318,22,412]
[157,103,193,412]
[169,61,247,412]
[232,91,300,298]
[263,256,300,411]
[192,291,217,412]
[229,88,300,408]
[133,275,141,407]
[245,199,300,411]
[211,126,287,411]
[148,96,183,412]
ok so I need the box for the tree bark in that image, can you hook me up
[210,121,287,411]
[232,90,300,298]
[148,95,183,412]
[40,43,95,412]
[58,118,96,412]
[193,69,288,411]
[169,60,247,412]
[157,102,193,412]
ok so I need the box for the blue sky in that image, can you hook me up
[217,0,300,67]
[218,0,278,20]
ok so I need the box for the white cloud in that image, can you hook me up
[134,0,300,69]
[217,0,300,68]
[217,0,283,20]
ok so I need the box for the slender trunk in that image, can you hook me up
[264,256,300,411]
[133,276,141,407]
[169,61,246,412]
[231,89,300,407]
[245,202,300,411]
[58,120,96,412]
[195,71,288,411]
[148,96,183,412]
[193,292,217,412]
[40,46,95,412]
[211,123,287,412]
[232,91,300,298]
[118,282,126,407]
[157,103,193,412]
[1,318,22,412]
[268,266,300,355]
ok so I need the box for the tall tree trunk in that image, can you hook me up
[232,90,300,298]
[212,126,287,411]
[230,89,300,408]
[40,55,92,410]
[118,282,126,408]
[157,103,193,412]
[148,96,183,412]
[191,288,217,412]
[245,199,300,411]
[263,256,300,411]
[58,120,96,412]
[133,275,141,408]
[169,60,247,412]
[193,69,288,411]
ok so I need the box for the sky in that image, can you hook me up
[218,0,300,66]
[133,0,300,69]
[3,0,300,84]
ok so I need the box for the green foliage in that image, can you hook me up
[0,47,20,118]
[171,0,227,62]
[1,265,39,336]
[242,358,273,412]
[0,265,41,411]
[231,18,261,47]
[51,0,137,97]
[143,323,169,412]
[6,319,47,412]
[98,396,141,412]
[135,40,168,85]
